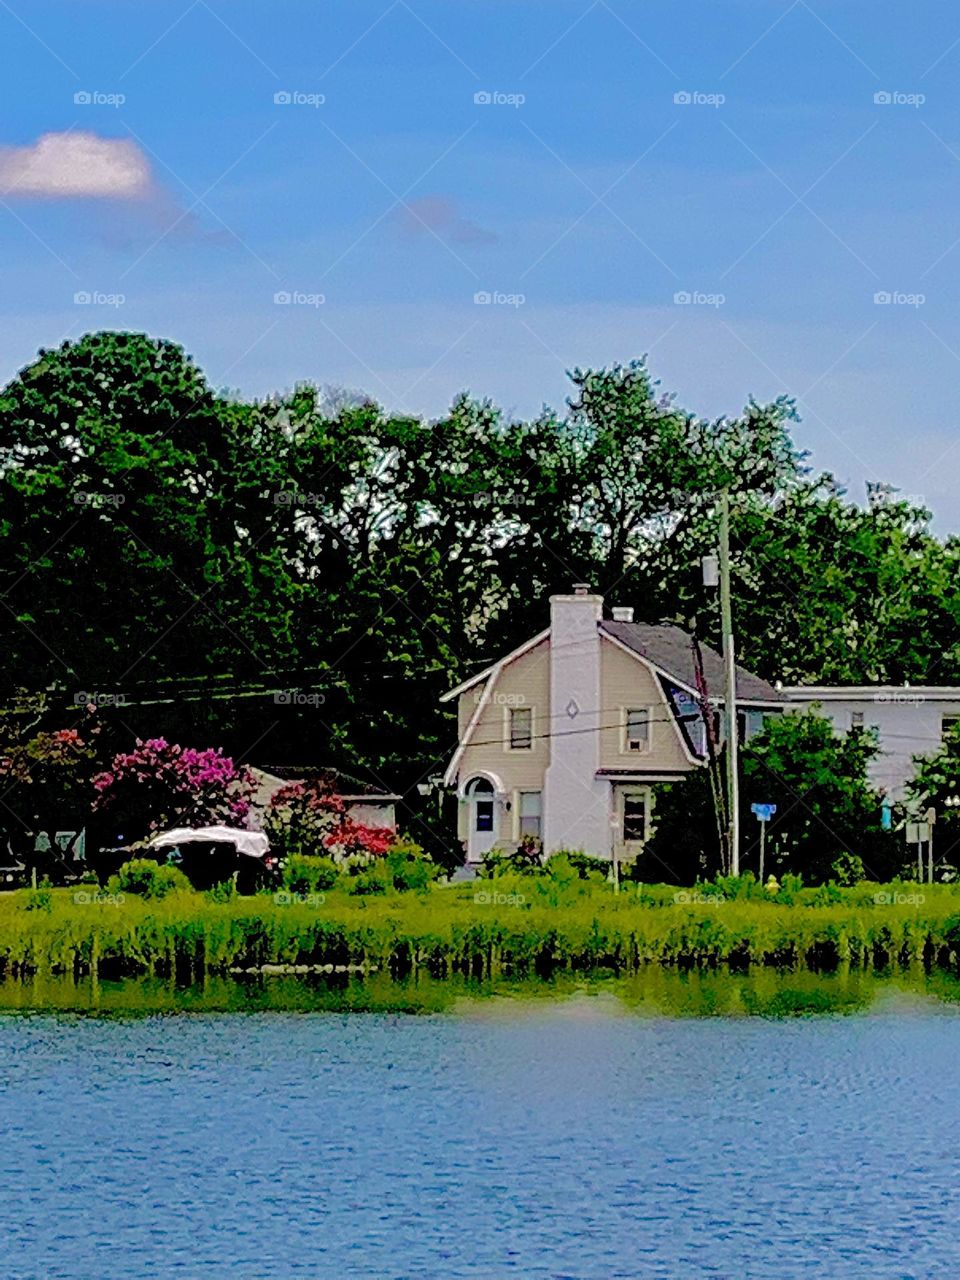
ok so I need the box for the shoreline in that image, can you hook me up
[3,883,960,982]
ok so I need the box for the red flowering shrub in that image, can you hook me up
[326,819,394,858]
[93,738,255,841]
[0,702,104,856]
[265,779,394,862]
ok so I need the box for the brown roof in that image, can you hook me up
[599,621,782,704]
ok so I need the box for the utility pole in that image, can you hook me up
[719,491,740,876]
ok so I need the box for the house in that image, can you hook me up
[248,766,400,831]
[782,687,960,801]
[441,585,783,865]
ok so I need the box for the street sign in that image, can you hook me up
[906,823,930,843]
[751,804,777,883]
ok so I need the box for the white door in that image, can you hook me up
[465,777,498,861]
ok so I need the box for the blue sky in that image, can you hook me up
[3,1,960,526]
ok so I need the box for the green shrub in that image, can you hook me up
[22,886,53,912]
[558,851,611,882]
[704,873,763,901]
[348,862,391,895]
[108,858,192,900]
[206,879,237,903]
[480,842,545,877]
[385,841,440,892]
[831,853,866,886]
[282,854,341,894]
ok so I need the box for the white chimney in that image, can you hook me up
[612,606,634,622]
[543,585,610,855]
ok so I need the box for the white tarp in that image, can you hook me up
[148,826,270,859]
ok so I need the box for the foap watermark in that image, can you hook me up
[874,290,925,308]
[73,890,125,906]
[74,90,126,108]
[73,691,127,708]
[474,290,525,308]
[474,889,526,906]
[474,90,525,108]
[74,290,125,308]
[473,687,526,707]
[73,491,125,508]
[674,90,725,108]
[274,290,325,307]
[674,890,725,905]
[874,890,925,906]
[273,490,323,507]
[674,290,725,308]
[273,690,326,707]
[460,489,531,508]
[274,90,325,108]
[274,891,326,907]
[874,90,925,108]
[874,691,926,706]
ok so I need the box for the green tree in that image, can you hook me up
[908,724,960,870]
[728,480,960,684]
[742,710,897,883]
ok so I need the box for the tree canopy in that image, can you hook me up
[2,332,957,853]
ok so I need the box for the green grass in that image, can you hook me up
[1,877,960,979]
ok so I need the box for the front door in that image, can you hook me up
[466,777,498,861]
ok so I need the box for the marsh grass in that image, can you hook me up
[0,879,957,979]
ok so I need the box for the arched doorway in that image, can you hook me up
[464,776,498,862]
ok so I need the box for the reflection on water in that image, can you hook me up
[3,964,960,1018]
[5,970,960,1278]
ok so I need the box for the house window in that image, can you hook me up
[518,791,542,838]
[624,708,650,753]
[475,800,494,833]
[623,793,648,843]
[509,706,533,750]
[943,714,960,740]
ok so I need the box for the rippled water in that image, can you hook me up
[4,973,960,1278]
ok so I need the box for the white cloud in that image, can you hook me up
[0,132,152,199]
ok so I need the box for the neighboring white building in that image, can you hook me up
[441,585,782,865]
[782,687,960,800]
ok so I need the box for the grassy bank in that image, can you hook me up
[3,879,960,978]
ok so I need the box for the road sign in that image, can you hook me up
[751,804,777,883]
[906,822,930,843]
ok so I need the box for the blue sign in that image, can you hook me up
[751,803,777,821]
[881,804,893,831]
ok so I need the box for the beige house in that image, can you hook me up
[441,585,782,865]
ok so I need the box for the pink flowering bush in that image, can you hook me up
[93,738,255,841]
[265,779,394,863]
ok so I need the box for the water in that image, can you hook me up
[4,971,960,1279]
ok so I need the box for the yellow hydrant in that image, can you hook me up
[765,875,780,895]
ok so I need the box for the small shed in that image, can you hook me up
[248,765,400,831]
